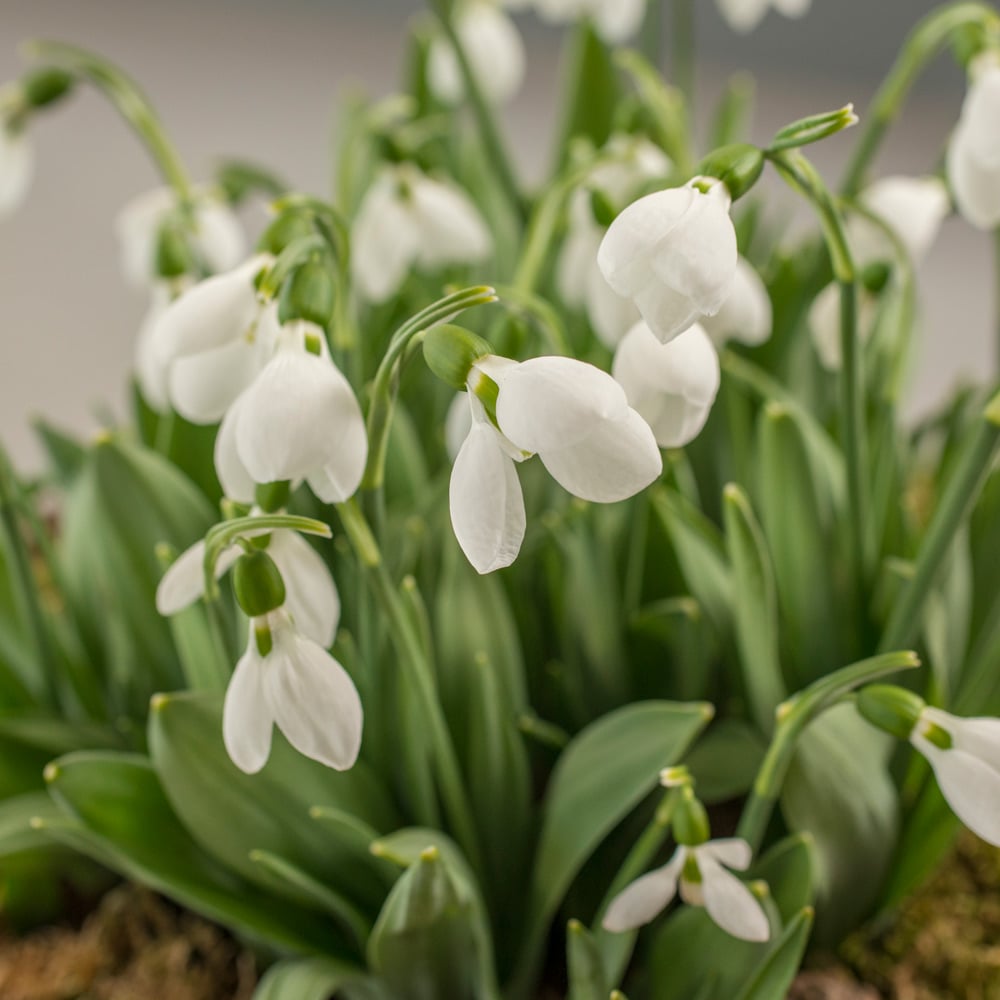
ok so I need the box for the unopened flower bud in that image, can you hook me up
[694,145,764,202]
[21,67,75,109]
[423,324,493,390]
[153,219,196,279]
[856,684,925,741]
[278,257,336,328]
[232,549,287,618]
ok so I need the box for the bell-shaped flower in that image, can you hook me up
[156,524,340,649]
[450,354,661,573]
[0,123,32,217]
[612,321,720,448]
[352,165,491,303]
[224,607,362,774]
[847,176,950,267]
[911,707,1000,847]
[715,0,810,34]
[214,321,367,505]
[533,0,647,43]
[558,135,673,348]
[428,1,525,107]
[947,54,1000,231]
[598,178,738,346]
[808,281,878,372]
[603,838,770,942]
[700,256,772,348]
[116,185,246,288]
[145,254,279,423]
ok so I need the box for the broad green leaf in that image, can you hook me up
[733,907,813,1000]
[567,919,608,1000]
[723,484,785,734]
[254,958,370,1000]
[0,791,64,857]
[685,720,766,804]
[628,597,713,703]
[749,834,815,925]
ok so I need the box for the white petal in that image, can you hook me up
[586,269,642,349]
[351,172,420,302]
[445,393,474,462]
[134,286,176,411]
[223,638,275,775]
[594,0,646,41]
[557,212,601,308]
[193,198,246,275]
[495,356,631,453]
[214,396,257,503]
[960,65,1000,167]
[264,624,363,771]
[715,0,770,32]
[411,174,492,268]
[116,187,176,286]
[539,405,662,502]
[0,127,33,217]
[168,335,267,424]
[267,530,340,648]
[156,540,242,616]
[922,708,1000,774]
[947,123,1000,231]
[602,850,684,932]
[449,422,526,574]
[303,369,368,503]
[698,855,770,942]
[700,257,772,348]
[698,838,753,871]
[856,176,949,266]
[632,277,703,345]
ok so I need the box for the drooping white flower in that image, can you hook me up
[214,321,367,505]
[700,256,772,348]
[156,525,340,649]
[558,135,673,348]
[0,123,32,217]
[352,165,492,303]
[598,178,738,346]
[533,0,647,43]
[116,185,246,287]
[224,608,362,774]
[947,54,1000,231]
[603,838,770,941]
[145,254,279,423]
[428,1,526,106]
[612,322,720,448]
[847,176,950,267]
[449,354,661,573]
[715,0,811,34]
[808,281,878,372]
[911,707,1000,847]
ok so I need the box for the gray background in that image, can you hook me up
[1,0,995,468]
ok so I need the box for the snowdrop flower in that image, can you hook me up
[116,185,246,287]
[352,165,492,303]
[0,122,31,217]
[808,281,878,372]
[911,707,1000,847]
[533,0,647,43]
[700,256,772,348]
[612,322,720,448]
[598,178,738,346]
[225,607,362,774]
[156,525,340,649]
[215,320,367,505]
[428,1,525,106]
[145,254,279,423]
[715,0,810,34]
[603,837,769,941]
[558,135,672,348]
[450,354,661,573]
[847,176,950,267]
[947,53,1000,230]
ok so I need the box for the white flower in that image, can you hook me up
[700,256,772,348]
[156,525,341,649]
[116,185,246,287]
[533,0,647,43]
[911,707,1000,847]
[715,0,810,34]
[224,608,362,774]
[215,321,367,505]
[612,322,720,448]
[428,2,525,106]
[147,255,280,423]
[558,135,672,348]
[603,838,770,941]
[0,123,32,217]
[808,281,878,372]
[847,176,950,267]
[352,165,491,303]
[450,354,661,573]
[947,54,1000,230]
[598,178,738,346]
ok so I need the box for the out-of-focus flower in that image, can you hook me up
[0,122,32,217]
[352,165,491,303]
[715,0,811,34]
[700,256,772,348]
[808,281,878,372]
[532,0,647,43]
[613,321,720,448]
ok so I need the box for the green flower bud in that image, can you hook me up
[860,261,892,294]
[154,220,195,279]
[21,68,74,109]
[278,257,336,328]
[232,549,287,618]
[257,209,316,256]
[254,481,291,514]
[856,684,925,741]
[694,143,764,202]
[672,786,710,847]
[423,325,493,390]
[769,104,858,153]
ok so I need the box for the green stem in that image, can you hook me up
[25,41,195,206]
[335,498,483,874]
[879,390,1000,652]
[995,229,1000,375]
[839,2,1000,195]
[671,0,695,109]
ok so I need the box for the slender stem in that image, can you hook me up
[671,0,695,109]
[995,229,1000,375]
[335,498,483,875]
[839,2,1000,195]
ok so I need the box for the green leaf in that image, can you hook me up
[253,958,371,1000]
[0,791,64,857]
[734,907,813,1000]
[32,419,86,486]
[749,834,815,925]
[629,597,712,703]
[685,720,766,804]
[723,484,786,734]
[567,919,608,1000]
